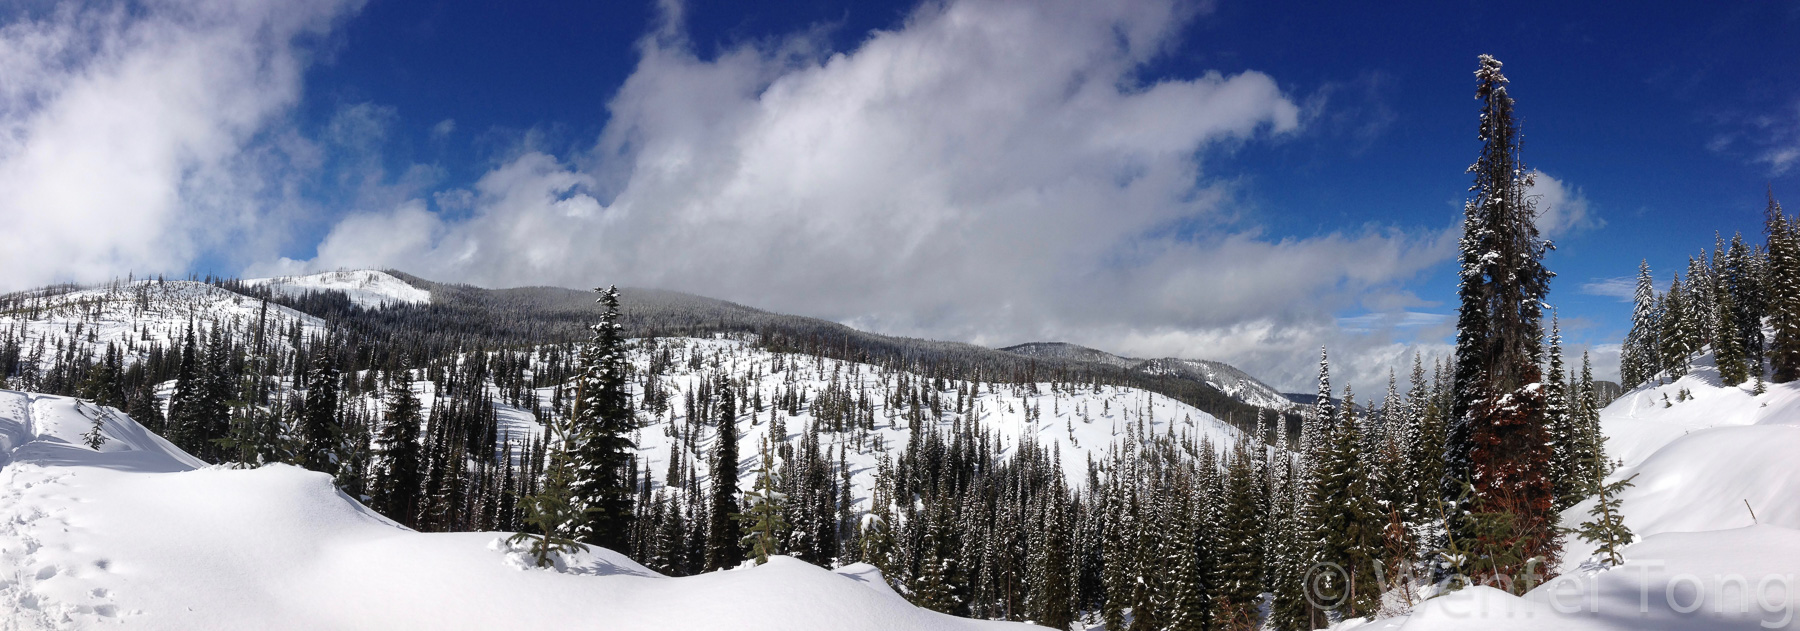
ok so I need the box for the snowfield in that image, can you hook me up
[0,388,1029,630]
[242,270,431,309]
[1367,349,1800,630]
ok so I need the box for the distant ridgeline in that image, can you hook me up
[133,271,1298,438]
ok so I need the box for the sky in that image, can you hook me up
[1,0,1798,394]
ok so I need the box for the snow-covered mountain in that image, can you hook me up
[0,388,1027,630]
[242,269,432,309]
[1001,341,1297,412]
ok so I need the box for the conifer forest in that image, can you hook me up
[3,6,1799,629]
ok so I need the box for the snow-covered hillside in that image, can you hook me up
[1369,350,1800,630]
[242,270,431,309]
[0,388,1029,630]
[624,337,1253,500]
[392,336,1256,504]
[0,279,328,366]
[1001,341,1297,412]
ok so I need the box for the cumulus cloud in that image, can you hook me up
[0,0,362,291]
[269,0,1453,392]
[1526,169,1601,238]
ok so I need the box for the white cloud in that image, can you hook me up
[1526,169,1601,238]
[0,0,362,291]
[1579,276,1637,302]
[274,0,1453,392]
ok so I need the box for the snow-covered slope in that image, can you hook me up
[0,388,1028,630]
[242,270,431,309]
[396,336,1255,504]
[0,279,328,367]
[1370,350,1800,630]
[1000,341,1297,412]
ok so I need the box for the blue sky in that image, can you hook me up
[2,0,1797,391]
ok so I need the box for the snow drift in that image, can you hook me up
[0,389,1026,630]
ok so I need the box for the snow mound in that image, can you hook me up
[244,270,431,309]
[0,389,1025,630]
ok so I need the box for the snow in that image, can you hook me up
[0,279,329,368]
[616,337,1254,500]
[242,270,431,309]
[1366,349,1800,630]
[0,388,1030,630]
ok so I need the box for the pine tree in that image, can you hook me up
[571,286,637,551]
[1622,260,1660,388]
[1715,288,1750,386]
[706,376,744,570]
[1658,275,1694,377]
[1545,315,1582,511]
[1576,462,1636,568]
[372,380,425,528]
[1765,194,1800,382]
[1443,54,1559,587]
[1217,442,1266,623]
[1313,390,1383,620]
[298,343,340,475]
[737,439,788,565]
[508,409,591,568]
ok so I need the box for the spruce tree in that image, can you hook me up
[706,376,744,570]
[1443,54,1559,586]
[298,343,340,475]
[1622,260,1660,388]
[508,409,591,568]
[737,438,788,565]
[571,286,637,551]
[1313,390,1383,620]
[1765,194,1800,382]
[1658,275,1694,377]
[1576,462,1636,568]
[1545,316,1582,511]
[373,380,425,528]
[1715,288,1750,386]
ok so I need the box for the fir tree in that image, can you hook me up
[508,409,591,568]
[1765,194,1800,382]
[298,343,341,475]
[571,286,637,550]
[1443,55,1560,587]
[372,380,425,528]
[1715,288,1750,386]
[706,376,744,570]
[1575,462,1636,568]
[737,439,789,565]
[1622,260,1660,388]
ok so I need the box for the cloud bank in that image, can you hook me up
[0,0,361,290]
[261,0,1457,391]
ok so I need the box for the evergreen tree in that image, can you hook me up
[571,286,637,550]
[508,409,591,568]
[706,376,744,570]
[1715,288,1750,386]
[1443,54,1559,586]
[372,380,425,528]
[737,439,789,565]
[1657,275,1695,377]
[1622,260,1660,388]
[1313,390,1383,620]
[1575,462,1636,568]
[298,343,340,475]
[1545,316,1582,511]
[1765,194,1800,382]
